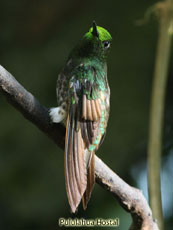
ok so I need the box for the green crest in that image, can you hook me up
[85,21,112,42]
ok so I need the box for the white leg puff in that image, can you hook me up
[49,107,66,123]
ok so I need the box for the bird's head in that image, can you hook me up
[74,22,112,61]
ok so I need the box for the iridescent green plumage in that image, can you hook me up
[54,22,112,213]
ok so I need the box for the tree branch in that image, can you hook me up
[0,65,158,230]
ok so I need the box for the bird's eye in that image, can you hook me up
[103,41,110,49]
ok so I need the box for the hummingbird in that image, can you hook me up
[50,21,112,213]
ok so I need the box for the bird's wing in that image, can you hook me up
[65,66,105,212]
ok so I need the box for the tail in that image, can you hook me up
[65,113,96,212]
[64,84,102,212]
[82,151,95,210]
[64,113,87,213]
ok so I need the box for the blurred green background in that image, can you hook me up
[0,0,173,229]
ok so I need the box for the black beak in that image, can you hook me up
[92,21,99,37]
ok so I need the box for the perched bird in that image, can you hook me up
[50,21,112,213]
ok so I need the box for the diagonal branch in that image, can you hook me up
[0,65,158,230]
